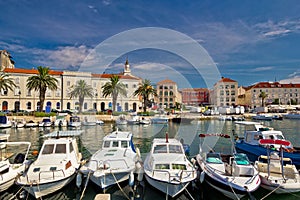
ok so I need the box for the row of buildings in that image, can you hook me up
[1,50,300,112]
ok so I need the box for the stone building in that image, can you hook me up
[179,88,209,106]
[156,79,181,108]
[1,59,141,112]
[211,77,238,107]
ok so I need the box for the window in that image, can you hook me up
[93,82,96,87]
[84,103,87,109]
[154,145,167,153]
[231,91,235,95]
[133,84,136,88]
[69,142,74,152]
[56,102,60,109]
[231,85,235,89]
[55,144,66,153]
[112,141,119,147]
[169,145,182,153]
[169,91,174,96]
[164,91,168,96]
[42,144,54,154]
[15,77,20,84]
[169,98,173,102]
[27,90,31,96]
[159,91,163,95]
[27,102,32,110]
[164,98,168,102]
[159,86,163,89]
[155,164,170,169]
[170,86,173,89]
[220,91,224,96]
[164,86,168,89]
[104,141,110,148]
[67,81,70,86]
[121,141,128,148]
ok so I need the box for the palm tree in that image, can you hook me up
[259,91,268,107]
[0,72,16,92]
[26,66,58,112]
[133,79,157,112]
[102,75,127,112]
[69,80,94,113]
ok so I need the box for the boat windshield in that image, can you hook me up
[206,153,223,164]
[234,154,250,165]
[169,145,183,153]
[154,145,168,153]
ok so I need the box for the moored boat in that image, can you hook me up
[255,139,300,193]
[82,129,141,189]
[144,135,196,198]
[196,133,261,199]
[0,141,31,192]
[234,121,300,169]
[68,116,81,128]
[0,116,12,129]
[16,130,84,198]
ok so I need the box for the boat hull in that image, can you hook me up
[145,174,189,198]
[90,171,131,189]
[260,177,300,194]
[19,173,76,199]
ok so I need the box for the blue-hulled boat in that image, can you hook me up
[234,121,300,169]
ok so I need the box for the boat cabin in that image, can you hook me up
[102,131,136,153]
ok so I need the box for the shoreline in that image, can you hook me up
[5,112,286,123]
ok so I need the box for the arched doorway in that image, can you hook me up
[2,101,8,111]
[14,101,20,111]
[67,102,71,110]
[133,103,137,112]
[101,102,105,111]
[125,102,129,111]
[93,103,97,110]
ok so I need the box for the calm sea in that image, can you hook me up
[1,118,300,200]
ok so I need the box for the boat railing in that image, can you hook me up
[23,169,66,183]
[152,169,196,182]
[89,158,130,170]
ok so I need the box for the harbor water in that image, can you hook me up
[1,118,300,200]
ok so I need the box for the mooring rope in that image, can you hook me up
[111,171,130,200]
[80,171,91,200]
[228,181,240,200]
[261,185,281,200]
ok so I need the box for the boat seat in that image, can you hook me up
[206,153,223,164]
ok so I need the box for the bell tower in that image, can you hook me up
[123,58,131,75]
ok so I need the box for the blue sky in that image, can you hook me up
[1,0,300,88]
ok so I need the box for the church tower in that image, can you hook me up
[123,58,131,75]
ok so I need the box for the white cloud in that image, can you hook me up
[280,70,300,83]
[250,66,274,72]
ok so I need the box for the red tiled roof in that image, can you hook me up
[157,79,176,84]
[4,68,63,75]
[246,82,300,90]
[218,77,237,83]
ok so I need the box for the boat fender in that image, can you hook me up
[76,173,82,188]
[200,171,205,183]
[129,171,135,187]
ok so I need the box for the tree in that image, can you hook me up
[102,75,127,112]
[69,80,94,113]
[133,79,157,112]
[26,66,58,112]
[259,91,268,107]
[0,72,16,92]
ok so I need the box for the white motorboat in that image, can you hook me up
[116,114,127,125]
[12,118,26,128]
[68,116,81,128]
[127,115,140,125]
[144,135,197,198]
[151,116,169,124]
[39,117,52,127]
[54,116,68,127]
[139,117,151,125]
[196,133,261,199]
[252,113,273,121]
[255,139,300,194]
[0,116,12,129]
[82,130,140,189]
[16,130,83,198]
[96,120,104,125]
[82,116,97,126]
[25,120,38,128]
[0,141,31,192]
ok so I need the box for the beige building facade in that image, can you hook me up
[156,79,181,108]
[1,60,142,112]
[212,77,238,107]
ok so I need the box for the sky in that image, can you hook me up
[1,0,300,89]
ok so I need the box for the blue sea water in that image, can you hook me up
[1,118,300,200]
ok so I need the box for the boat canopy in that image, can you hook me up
[43,130,83,138]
